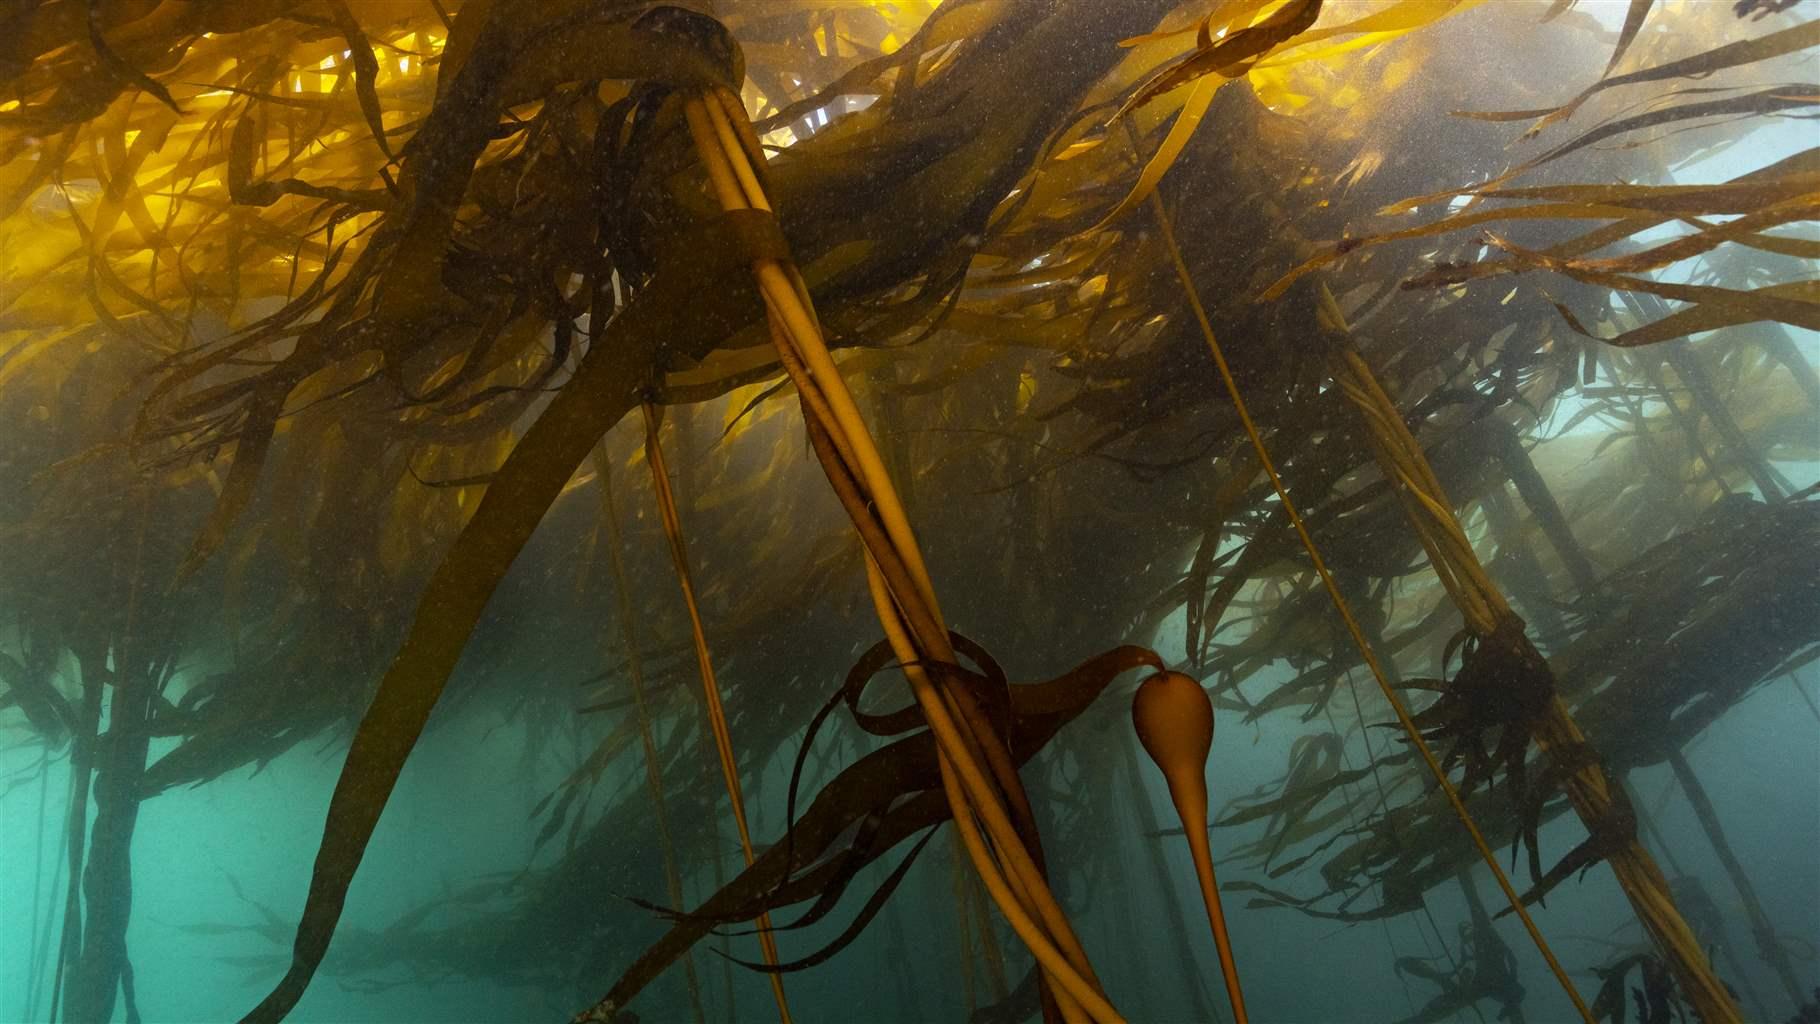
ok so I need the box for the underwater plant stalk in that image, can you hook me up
[1477,486,1568,638]
[699,77,1067,918]
[665,87,1121,1024]
[1119,734,1222,1020]
[1642,357,1735,498]
[595,450,707,1024]
[640,402,793,1024]
[953,848,979,1014]
[1488,423,1598,594]
[1145,191,1596,1023]
[49,657,103,1024]
[1668,750,1805,1007]
[1629,788,1776,1022]
[1313,291,1741,1024]
[25,751,52,1022]
[1131,671,1249,1024]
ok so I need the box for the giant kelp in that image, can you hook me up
[1,1,1816,1022]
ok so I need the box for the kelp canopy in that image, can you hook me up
[0,0,1816,1022]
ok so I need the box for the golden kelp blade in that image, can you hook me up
[1092,0,1482,235]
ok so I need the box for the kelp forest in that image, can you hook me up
[0,0,1816,1022]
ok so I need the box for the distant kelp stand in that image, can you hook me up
[0,2,1815,1023]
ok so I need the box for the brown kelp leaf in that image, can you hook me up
[1510,84,1819,178]
[1010,645,1165,716]
[176,387,285,580]
[1262,201,1648,300]
[1602,0,1655,79]
[1266,147,1820,299]
[1472,143,1820,210]
[589,641,1162,1015]
[1098,0,1401,233]
[1281,0,1482,51]
[328,0,395,162]
[1408,192,1820,289]
[719,827,940,975]
[1481,230,1820,343]
[1540,0,1577,22]
[1529,196,1820,275]
[1113,0,1323,120]
[1572,280,1820,348]
[1460,17,1820,137]
[85,0,184,114]
[226,103,260,202]
[1442,84,1820,202]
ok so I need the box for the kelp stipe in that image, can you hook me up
[1132,670,1249,1024]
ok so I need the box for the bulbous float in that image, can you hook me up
[1133,670,1249,1024]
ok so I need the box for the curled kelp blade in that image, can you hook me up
[588,644,1161,1016]
[717,827,940,975]
[85,0,184,114]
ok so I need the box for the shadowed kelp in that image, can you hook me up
[0,1,1815,1021]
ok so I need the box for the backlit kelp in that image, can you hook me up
[0,1,1816,1023]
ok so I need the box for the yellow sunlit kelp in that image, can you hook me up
[0,2,1816,1023]
[1090,0,1483,235]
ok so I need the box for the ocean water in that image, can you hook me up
[1,2,1816,1022]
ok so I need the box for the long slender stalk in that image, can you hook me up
[65,485,158,1024]
[26,749,53,1023]
[595,451,706,1024]
[48,656,102,1024]
[640,402,793,1024]
[1314,287,1738,1024]
[1118,734,1220,1021]
[646,88,1121,1024]
[1145,192,1595,1023]
[1668,750,1805,1008]
[1490,423,1598,593]
[1631,783,1775,1021]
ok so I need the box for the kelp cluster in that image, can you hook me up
[1,1,1816,1022]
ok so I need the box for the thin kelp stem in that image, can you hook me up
[639,402,793,1024]
[1118,735,1222,1021]
[1794,676,1820,727]
[1144,191,1596,1024]
[1315,292,1741,1024]
[1630,792,1776,1023]
[30,744,75,1023]
[1489,424,1598,594]
[1131,671,1249,1024]
[1667,751,1805,1008]
[66,487,159,1024]
[1320,693,1478,1024]
[953,849,979,1015]
[642,88,1124,1024]
[48,656,103,1024]
[25,759,42,1017]
[594,449,706,1024]
[969,862,1011,1004]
